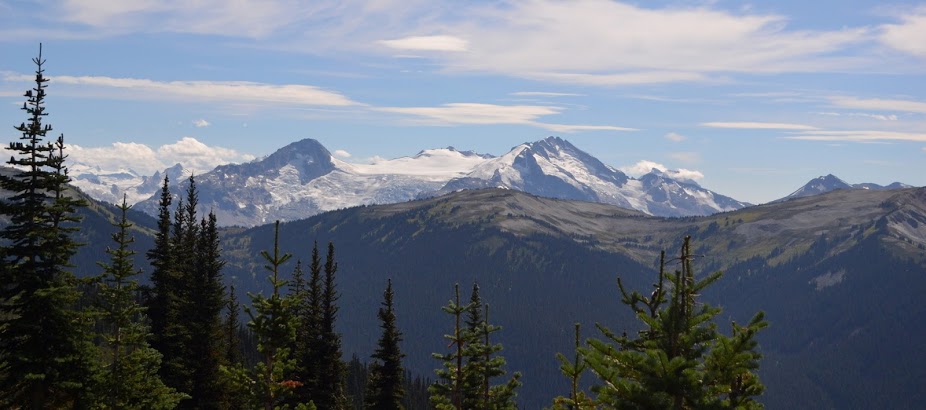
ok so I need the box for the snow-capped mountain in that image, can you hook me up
[132,139,494,226]
[436,137,747,217]
[120,136,748,227]
[776,174,913,202]
[70,162,187,205]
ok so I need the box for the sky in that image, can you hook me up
[1,0,925,204]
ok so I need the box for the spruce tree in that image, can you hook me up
[187,210,227,407]
[315,242,348,409]
[0,44,95,408]
[429,284,469,409]
[243,221,306,409]
[431,284,521,410]
[147,175,173,358]
[292,243,323,404]
[550,324,595,410]
[365,279,406,410]
[95,196,185,409]
[582,236,768,409]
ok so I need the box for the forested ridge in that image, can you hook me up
[4,48,926,409]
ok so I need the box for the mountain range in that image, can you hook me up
[68,136,914,229]
[7,159,926,408]
[71,137,748,226]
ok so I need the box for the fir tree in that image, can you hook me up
[147,175,173,358]
[94,196,185,409]
[314,242,348,409]
[292,243,323,404]
[582,236,768,409]
[431,284,521,410]
[365,279,406,410]
[0,44,95,408]
[429,284,469,409]
[242,221,305,409]
[187,210,227,408]
[550,324,594,410]
[226,284,242,366]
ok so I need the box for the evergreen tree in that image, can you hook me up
[94,196,185,409]
[292,243,323,404]
[431,284,521,410]
[582,236,768,409]
[365,279,406,410]
[147,175,173,357]
[0,44,95,408]
[226,284,242,366]
[429,284,469,409]
[187,210,227,408]
[310,242,348,409]
[240,221,311,409]
[549,324,594,410]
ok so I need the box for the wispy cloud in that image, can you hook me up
[193,119,210,127]
[333,149,352,158]
[2,72,359,107]
[785,130,926,142]
[665,132,686,142]
[377,102,635,132]
[510,91,584,97]
[379,35,468,51]
[813,111,898,121]
[828,96,926,114]
[701,122,818,130]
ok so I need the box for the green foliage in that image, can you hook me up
[93,196,185,409]
[582,236,768,409]
[0,44,96,408]
[549,324,595,410]
[430,283,521,410]
[365,279,406,410]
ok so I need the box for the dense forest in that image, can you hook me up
[0,49,773,409]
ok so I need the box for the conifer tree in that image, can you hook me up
[187,210,227,407]
[292,243,323,404]
[550,324,594,410]
[365,279,406,410]
[226,284,242,366]
[582,236,768,409]
[0,44,96,408]
[431,284,521,410]
[242,221,308,409]
[429,284,469,409]
[314,242,348,409]
[95,196,185,409]
[147,175,174,356]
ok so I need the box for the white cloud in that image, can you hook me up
[193,119,210,127]
[701,121,818,130]
[665,132,686,142]
[510,91,584,97]
[377,102,635,132]
[379,35,468,51]
[785,130,926,143]
[419,1,869,85]
[828,96,926,114]
[0,73,359,107]
[619,160,704,181]
[813,111,898,121]
[68,137,256,176]
[333,149,352,158]
[880,9,926,58]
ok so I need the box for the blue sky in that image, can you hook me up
[1,0,925,204]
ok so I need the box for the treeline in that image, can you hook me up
[1,47,768,409]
